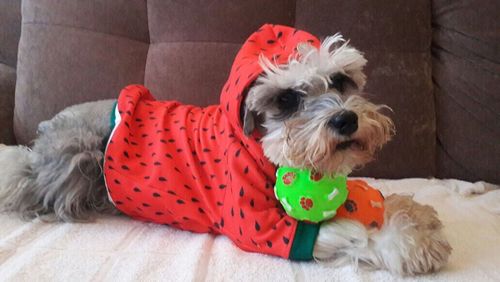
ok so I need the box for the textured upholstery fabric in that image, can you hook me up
[0,0,21,144]
[432,0,500,184]
[11,0,499,182]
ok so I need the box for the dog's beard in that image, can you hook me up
[261,95,394,175]
[245,34,395,175]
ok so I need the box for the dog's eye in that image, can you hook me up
[275,89,303,116]
[328,73,352,93]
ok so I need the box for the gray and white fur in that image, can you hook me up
[0,35,451,275]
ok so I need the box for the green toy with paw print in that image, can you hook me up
[274,166,349,223]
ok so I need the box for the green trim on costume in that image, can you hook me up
[289,221,320,261]
[110,101,117,130]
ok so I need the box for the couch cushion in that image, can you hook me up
[432,0,500,184]
[0,0,21,144]
[295,0,434,178]
[15,0,435,179]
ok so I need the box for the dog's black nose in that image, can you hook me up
[329,110,358,136]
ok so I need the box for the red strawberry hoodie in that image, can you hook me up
[103,24,384,260]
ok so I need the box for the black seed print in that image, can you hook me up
[231,207,234,217]
[243,166,249,174]
[160,139,167,144]
[135,153,142,158]
[203,148,211,153]
[226,103,229,112]
[123,137,129,144]
[141,134,148,138]
[183,216,190,221]
[165,154,173,159]
[284,220,291,226]
[142,203,150,207]
[131,141,138,146]
[198,208,205,214]
[283,237,290,244]
[266,241,273,248]
[240,209,245,219]
[154,161,161,166]
[135,118,142,122]
[148,142,154,146]
[191,197,199,203]
[126,196,133,201]
[199,161,206,166]
[159,176,167,182]
[250,199,254,207]
[115,201,123,205]
[184,184,192,190]
[370,221,379,228]
[216,201,223,206]
[277,31,283,38]
[176,199,185,204]
[239,227,243,236]
[176,149,183,153]
[214,222,220,229]
[153,192,161,198]
[214,159,221,163]
[204,185,212,190]
[107,156,113,161]
[123,151,129,158]
[108,165,114,170]
[140,162,147,167]
[121,165,129,171]
[219,184,226,189]
[307,39,314,44]
[255,221,261,231]
[152,152,156,157]
[272,225,277,230]
[136,207,143,212]
[144,176,150,180]
[220,218,224,227]
[124,121,130,128]
[267,39,275,44]
[239,187,244,197]
[155,212,164,216]
[235,149,241,157]
[251,239,257,246]
[114,179,121,185]
[344,200,357,213]
[174,167,181,173]
[133,187,141,192]
[167,190,176,195]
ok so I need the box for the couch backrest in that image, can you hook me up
[12,0,500,183]
[0,0,21,145]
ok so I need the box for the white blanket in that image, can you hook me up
[1,178,499,281]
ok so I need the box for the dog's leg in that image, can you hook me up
[313,194,451,275]
[0,100,117,222]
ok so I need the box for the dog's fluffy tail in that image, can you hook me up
[313,194,452,275]
[0,145,40,218]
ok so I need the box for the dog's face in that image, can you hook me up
[243,35,395,175]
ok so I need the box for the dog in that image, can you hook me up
[0,24,451,275]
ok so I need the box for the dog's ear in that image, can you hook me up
[242,104,256,136]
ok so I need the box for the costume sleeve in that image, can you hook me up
[222,141,319,260]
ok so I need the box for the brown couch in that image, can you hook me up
[0,0,498,183]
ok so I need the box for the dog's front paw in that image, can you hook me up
[373,194,452,275]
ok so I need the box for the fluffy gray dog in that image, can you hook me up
[0,25,451,275]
